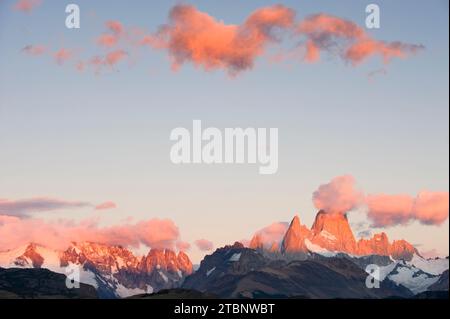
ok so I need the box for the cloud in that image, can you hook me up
[18,6,423,75]
[412,191,449,225]
[95,201,117,210]
[366,194,414,227]
[194,238,214,251]
[105,50,128,65]
[97,34,119,48]
[345,40,424,65]
[0,215,181,251]
[297,14,424,65]
[150,4,295,75]
[312,176,449,227]
[176,240,191,252]
[0,198,91,218]
[251,222,289,247]
[312,175,364,214]
[96,21,125,48]
[106,20,124,35]
[13,0,41,13]
[54,48,73,64]
[367,191,449,227]
[22,44,46,56]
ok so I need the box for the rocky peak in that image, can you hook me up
[281,215,310,254]
[357,232,390,256]
[389,240,418,261]
[14,243,44,268]
[139,248,193,276]
[177,251,193,275]
[249,234,264,250]
[310,211,357,254]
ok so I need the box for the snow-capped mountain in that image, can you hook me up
[182,242,414,299]
[249,212,449,295]
[377,255,449,294]
[251,212,419,261]
[0,242,193,298]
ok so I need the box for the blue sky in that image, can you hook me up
[0,0,448,262]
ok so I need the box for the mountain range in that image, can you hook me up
[0,210,448,298]
[0,242,193,298]
[250,211,418,261]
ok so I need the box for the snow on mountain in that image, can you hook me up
[0,242,193,298]
[383,261,439,294]
[304,239,337,257]
[251,212,421,262]
[229,253,242,262]
[408,255,449,276]
[373,255,450,294]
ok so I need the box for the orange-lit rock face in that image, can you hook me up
[249,234,264,250]
[138,248,193,276]
[310,211,357,254]
[357,232,390,256]
[389,240,418,261]
[253,211,419,261]
[281,216,311,253]
[177,251,194,275]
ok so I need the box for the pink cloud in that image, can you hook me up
[95,201,117,210]
[54,48,73,65]
[312,176,448,227]
[151,4,295,75]
[250,222,289,248]
[412,191,449,226]
[13,0,41,13]
[0,215,181,251]
[366,191,449,227]
[194,238,214,251]
[313,175,364,214]
[176,240,191,252]
[297,13,423,65]
[97,34,119,48]
[106,20,124,35]
[96,21,125,48]
[105,50,128,66]
[345,39,424,65]
[366,194,414,227]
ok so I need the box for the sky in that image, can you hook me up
[0,0,448,263]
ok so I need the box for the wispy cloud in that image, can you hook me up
[22,44,46,56]
[194,238,214,251]
[95,201,117,210]
[13,0,41,13]
[0,197,120,217]
[0,198,90,218]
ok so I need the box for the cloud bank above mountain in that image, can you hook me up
[0,214,182,251]
[313,176,449,227]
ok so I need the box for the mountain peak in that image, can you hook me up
[310,211,357,254]
[281,215,310,253]
[251,212,420,261]
[1,242,194,298]
[249,233,264,250]
[389,240,419,261]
